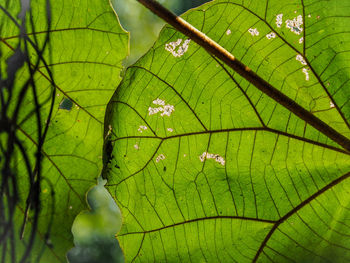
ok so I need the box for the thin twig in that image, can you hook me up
[137,0,350,152]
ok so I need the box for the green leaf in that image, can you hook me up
[104,0,350,261]
[0,0,128,261]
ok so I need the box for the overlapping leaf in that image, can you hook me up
[0,0,128,261]
[104,0,350,262]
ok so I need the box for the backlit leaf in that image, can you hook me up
[0,0,128,261]
[104,0,350,261]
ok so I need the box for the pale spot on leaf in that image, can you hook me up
[276,14,283,28]
[199,152,225,166]
[248,28,259,36]
[156,154,165,163]
[165,39,191,57]
[134,144,139,150]
[167,128,173,132]
[286,15,303,35]
[266,32,276,39]
[296,54,307,65]
[226,29,231,35]
[302,68,310,81]
[138,125,147,133]
[148,98,175,117]
[330,101,335,108]
[153,98,165,106]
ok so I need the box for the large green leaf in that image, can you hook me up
[104,0,350,261]
[0,0,128,261]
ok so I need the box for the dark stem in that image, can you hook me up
[137,0,350,152]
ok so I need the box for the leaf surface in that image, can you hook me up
[0,0,128,261]
[105,0,350,262]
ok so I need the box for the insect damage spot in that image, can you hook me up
[138,125,148,133]
[299,37,304,44]
[276,14,283,28]
[156,154,165,163]
[199,152,225,166]
[296,54,307,65]
[148,98,175,117]
[286,15,303,35]
[167,128,173,132]
[330,101,335,108]
[266,32,276,39]
[248,28,259,36]
[134,144,139,150]
[153,98,165,105]
[59,98,73,111]
[165,39,191,57]
[302,68,310,81]
[226,29,231,35]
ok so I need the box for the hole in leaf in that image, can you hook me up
[59,98,73,111]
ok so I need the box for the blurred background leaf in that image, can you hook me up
[68,178,124,263]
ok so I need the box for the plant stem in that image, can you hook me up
[137,0,350,152]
